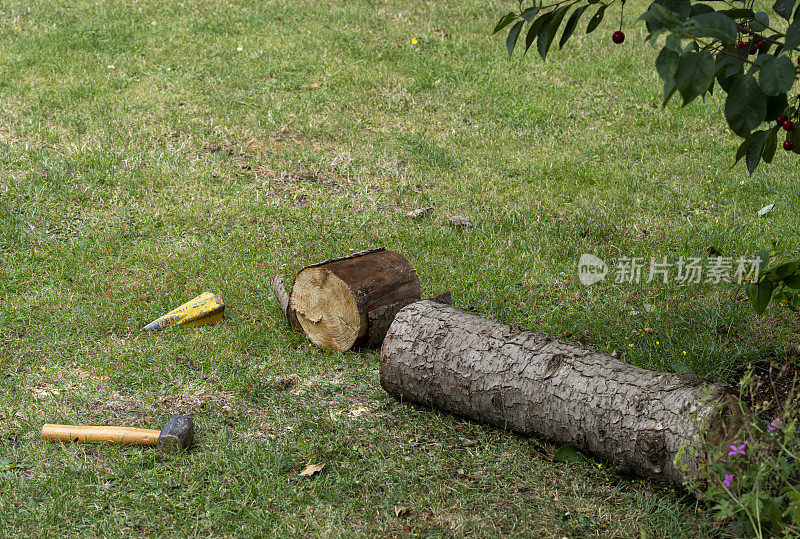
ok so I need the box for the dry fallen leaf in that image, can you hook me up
[405,207,432,219]
[348,407,369,417]
[448,215,471,228]
[309,83,321,89]
[393,505,410,518]
[299,463,325,477]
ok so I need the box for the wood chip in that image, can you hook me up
[448,215,471,228]
[405,207,432,219]
[299,463,325,477]
[393,505,410,518]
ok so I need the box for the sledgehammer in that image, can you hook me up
[41,416,194,453]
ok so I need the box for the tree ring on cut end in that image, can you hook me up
[291,268,363,351]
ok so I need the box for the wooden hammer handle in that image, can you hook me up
[41,424,161,446]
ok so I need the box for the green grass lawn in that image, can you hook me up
[1,0,798,535]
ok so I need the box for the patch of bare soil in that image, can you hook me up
[159,392,234,414]
[738,357,799,419]
[272,374,301,392]
[202,142,236,156]
[90,397,146,422]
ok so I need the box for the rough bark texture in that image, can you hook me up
[272,275,301,331]
[366,292,454,347]
[289,248,421,351]
[380,301,744,485]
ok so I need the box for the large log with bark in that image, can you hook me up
[379,301,744,485]
[280,248,422,351]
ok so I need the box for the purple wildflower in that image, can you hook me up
[727,443,746,456]
[768,418,781,432]
[723,474,734,488]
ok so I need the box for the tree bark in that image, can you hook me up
[272,275,302,331]
[379,301,744,485]
[289,248,422,351]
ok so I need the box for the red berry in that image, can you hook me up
[736,40,748,49]
[784,120,795,131]
[784,140,794,151]
[777,115,788,127]
[749,40,765,54]
[612,31,625,44]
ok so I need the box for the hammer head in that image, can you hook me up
[156,416,194,453]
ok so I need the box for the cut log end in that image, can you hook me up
[291,267,364,351]
[287,248,422,351]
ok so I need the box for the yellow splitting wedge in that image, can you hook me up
[142,291,224,331]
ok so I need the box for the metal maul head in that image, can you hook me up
[156,416,194,453]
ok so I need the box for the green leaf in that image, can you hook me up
[765,93,788,122]
[683,12,737,42]
[521,6,541,23]
[747,279,775,314]
[757,249,770,270]
[675,51,715,105]
[773,0,796,21]
[541,5,570,60]
[494,12,518,34]
[785,15,800,50]
[762,126,779,163]
[656,48,679,82]
[506,20,524,59]
[537,15,554,59]
[758,55,796,96]
[764,261,799,280]
[663,33,683,52]
[640,3,683,35]
[784,273,800,288]
[720,8,756,19]
[560,5,588,49]
[586,5,607,34]
[725,75,768,137]
[746,129,769,175]
[526,12,553,52]
[689,3,714,17]
[750,11,770,32]
[716,43,744,81]
[656,47,681,105]
[735,130,760,165]
[653,0,691,20]
[553,444,589,463]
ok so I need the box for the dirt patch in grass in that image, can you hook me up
[90,396,146,422]
[159,391,234,414]
[280,169,338,189]
[201,142,237,156]
[272,374,301,392]
[739,357,800,419]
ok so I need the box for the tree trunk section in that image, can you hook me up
[379,301,744,485]
[272,275,302,331]
[289,248,421,351]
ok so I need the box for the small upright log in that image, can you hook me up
[380,301,744,485]
[288,249,421,351]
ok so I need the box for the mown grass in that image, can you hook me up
[0,0,798,535]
